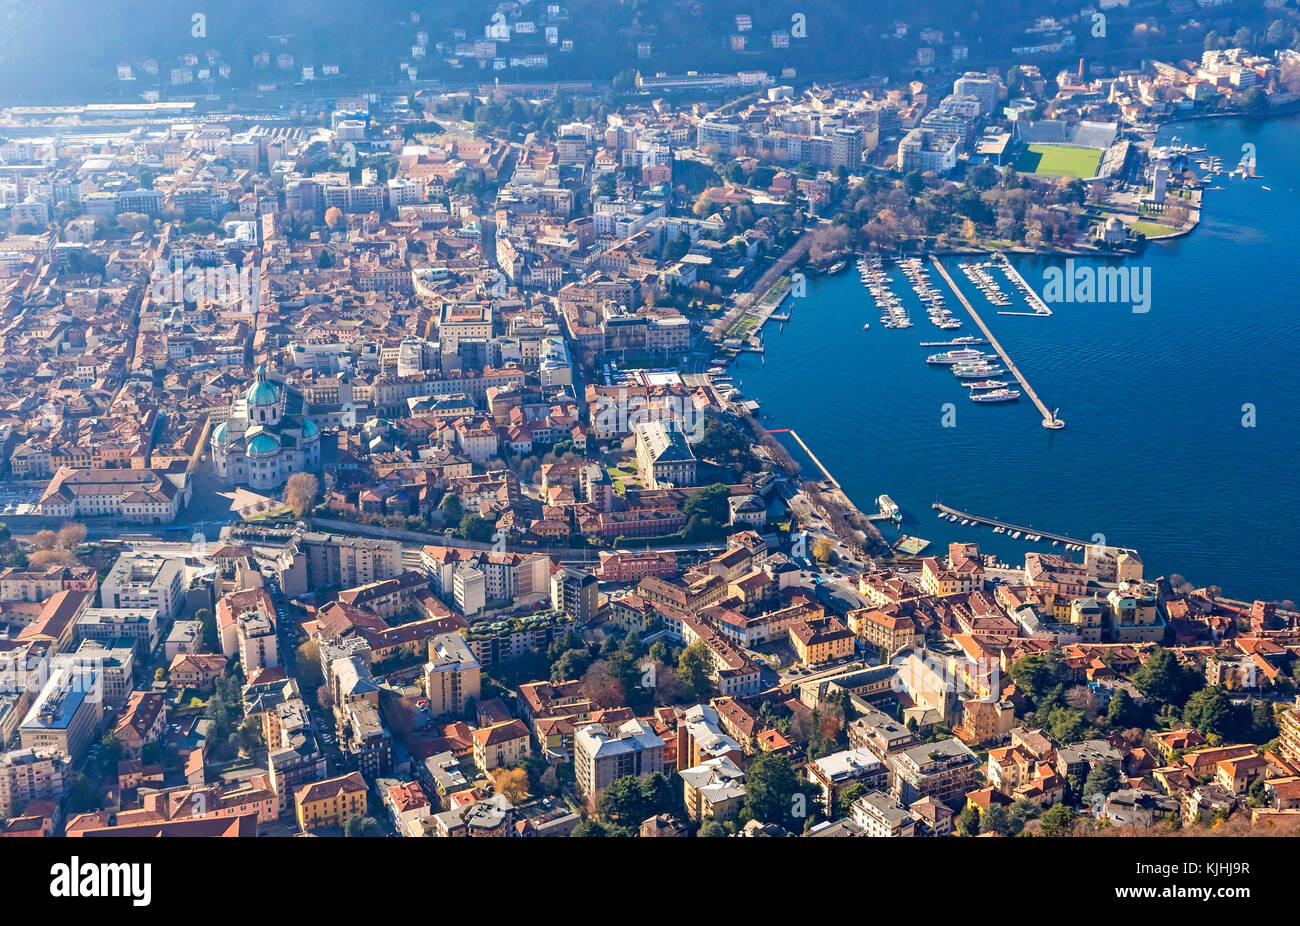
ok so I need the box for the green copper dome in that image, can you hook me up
[247,433,279,456]
[302,418,318,439]
[246,365,280,407]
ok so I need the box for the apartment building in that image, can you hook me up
[0,748,69,819]
[295,771,368,832]
[471,718,532,774]
[680,756,746,822]
[100,553,186,624]
[851,790,917,837]
[573,719,665,808]
[423,632,481,718]
[847,607,922,657]
[19,666,105,763]
[75,607,161,654]
[890,738,979,805]
[551,566,598,622]
[299,532,403,590]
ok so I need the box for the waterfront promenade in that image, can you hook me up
[930,257,1065,430]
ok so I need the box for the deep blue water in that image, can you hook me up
[733,115,1300,603]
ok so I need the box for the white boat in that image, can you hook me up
[863,323,870,330]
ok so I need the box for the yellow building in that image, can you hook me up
[295,771,368,832]
[788,617,855,666]
[471,719,532,774]
[847,607,922,657]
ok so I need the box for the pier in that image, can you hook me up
[930,258,1065,430]
[931,503,1089,547]
[767,428,839,488]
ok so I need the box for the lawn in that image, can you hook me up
[1129,220,1177,238]
[1016,144,1104,179]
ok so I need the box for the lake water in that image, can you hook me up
[732,115,1300,603]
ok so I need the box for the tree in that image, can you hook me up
[957,804,981,837]
[1132,648,1199,705]
[647,660,690,706]
[343,815,382,837]
[237,716,263,754]
[33,529,58,550]
[551,648,592,682]
[66,774,99,814]
[295,640,323,692]
[740,752,820,832]
[1083,760,1120,804]
[29,549,76,568]
[1008,798,1041,835]
[1105,688,1142,728]
[579,660,626,708]
[1046,706,1090,744]
[324,206,344,227]
[460,514,494,543]
[196,608,217,652]
[97,734,123,772]
[1010,652,1064,704]
[980,802,1011,835]
[596,775,652,829]
[56,522,87,550]
[812,537,836,563]
[492,767,532,804]
[1183,685,1232,740]
[698,819,728,837]
[573,819,610,837]
[1039,803,1076,837]
[439,493,463,527]
[835,782,871,819]
[677,640,713,697]
[284,473,319,518]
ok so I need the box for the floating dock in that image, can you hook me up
[931,258,1065,430]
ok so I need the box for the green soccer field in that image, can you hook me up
[1015,144,1104,179]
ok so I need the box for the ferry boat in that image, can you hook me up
[953,364,1004,379]
[971,388,1021,403]
[961,379,1011,390]
[926,348,987,365]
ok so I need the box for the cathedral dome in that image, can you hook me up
[247,432,280,457]
[246,365,280,408]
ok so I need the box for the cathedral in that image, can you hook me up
[212,365,321,489]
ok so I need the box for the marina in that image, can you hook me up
[959,259,1013,307]
[738,117,1300,602]
[991,252,1053,317]
[857,256,912,329]
[899,256,963,330]
[931,257,1065,430]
